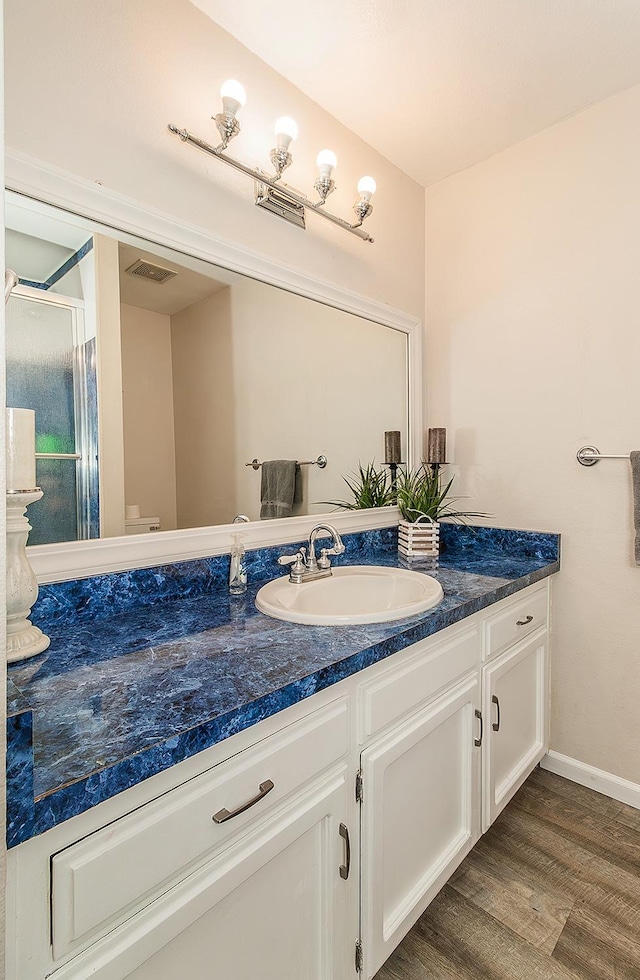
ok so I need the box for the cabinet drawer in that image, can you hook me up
[359,623,480,741]
[51,697,349,961]
[483,584,548,660]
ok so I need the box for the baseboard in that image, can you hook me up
[541,750,640,810]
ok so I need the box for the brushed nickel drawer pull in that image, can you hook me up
[492,694,501,732]
[339,823,351,879]
[516,614,534,626]
[212,779,275,824]
[474,709,483,747]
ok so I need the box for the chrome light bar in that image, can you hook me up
[167,78,377,244]
[168,125,375,243]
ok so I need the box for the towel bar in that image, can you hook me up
[577,446,630,466]
[246,455,327,470]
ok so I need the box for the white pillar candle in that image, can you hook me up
[6,408,37,491]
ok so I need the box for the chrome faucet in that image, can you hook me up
[278,523,345,584]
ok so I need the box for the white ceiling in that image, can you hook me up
[5,230,74,283]
[191,0,640,186]
[118,244,231,317]
[5,205,90,283]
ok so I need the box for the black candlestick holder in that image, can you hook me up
[384,461,405,496]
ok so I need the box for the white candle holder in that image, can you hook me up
[6,489,50,662]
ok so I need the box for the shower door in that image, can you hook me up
[5,287,99,545]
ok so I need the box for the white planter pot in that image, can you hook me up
[398,519,440,558]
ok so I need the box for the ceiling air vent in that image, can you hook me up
[125,259,177,284]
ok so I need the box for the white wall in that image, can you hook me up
[171,279,407,526]
[229,278,407,521]
[171,288,236,528]
[94,235,125,538]
[4,0,425,322]
[425,82,640,785]
[120,304,177,531]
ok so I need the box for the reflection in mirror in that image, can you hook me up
[5,194,408,546]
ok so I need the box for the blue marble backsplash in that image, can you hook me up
[34,524,557,631]
[439,523,558,560]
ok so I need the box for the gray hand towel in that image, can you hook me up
[631,451,640,565]
[260,460,301,519]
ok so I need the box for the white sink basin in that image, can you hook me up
[255,564,444,626]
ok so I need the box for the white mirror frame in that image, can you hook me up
[6,150,423,583]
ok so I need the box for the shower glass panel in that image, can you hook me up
[5,289,98,545]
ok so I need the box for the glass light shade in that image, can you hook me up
[357,175,377,200]
[220,79,246,116]
[275,116,298,141]
[275,116,298,151]
[316,149,337,176]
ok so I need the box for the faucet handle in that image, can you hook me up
[278,547,306,567]
[317,543,345,569]
[278,548,307,583]
[317,548,332,570]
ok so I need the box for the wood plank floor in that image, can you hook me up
[375,767,640,980]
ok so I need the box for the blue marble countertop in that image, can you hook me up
[7,524,559,847]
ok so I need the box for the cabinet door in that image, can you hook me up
[483,630,548,830]
[50,698,350,963]
[360,674,481,979]
[130,770,355,980]
[59,767,356,980]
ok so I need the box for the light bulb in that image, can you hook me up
[316,149,337,177]
[220,79,246,117]
[357,175,376,201]
[275,116,298,151]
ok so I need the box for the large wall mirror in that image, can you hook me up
[5,188,416,570]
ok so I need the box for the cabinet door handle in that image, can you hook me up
[492,694,501,732]
[212,779,275,824]
[516,614,533,626]
[474,709,483,747]
[339,823,351,880]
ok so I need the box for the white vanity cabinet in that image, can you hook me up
[481,585,549,830]
[356,582,549,978]
[10,697,360,980]
[7,580,551,980]
[122,768,353,980]
[360,674,481,976]
[357,623,482,978]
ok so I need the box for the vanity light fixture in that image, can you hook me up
[271,116,298,177]
[354,176,377,223]
[314,149,337,203]
[214,79,246,149]
[168,79,376,243]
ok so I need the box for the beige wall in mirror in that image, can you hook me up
[5,194,408,544]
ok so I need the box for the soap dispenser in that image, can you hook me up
[229,534,247,595]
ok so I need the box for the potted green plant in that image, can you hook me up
[396,464,487,557]
[322,461,395,510]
